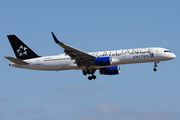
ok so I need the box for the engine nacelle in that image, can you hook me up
[100,66,120,75]
[94,57,112,66]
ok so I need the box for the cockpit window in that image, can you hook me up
[164,50,171,53]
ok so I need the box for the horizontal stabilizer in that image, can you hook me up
[4,56,29,65]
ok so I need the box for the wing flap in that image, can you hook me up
[4,56,29,65]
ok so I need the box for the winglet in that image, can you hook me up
[51,32,60,43]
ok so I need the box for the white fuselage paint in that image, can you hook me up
[10,47,176,71]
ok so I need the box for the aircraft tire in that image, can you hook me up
[92,75,96,79]
[83,72,87,76]
[88,76,92,80]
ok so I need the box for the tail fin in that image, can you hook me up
[7,35,40,60]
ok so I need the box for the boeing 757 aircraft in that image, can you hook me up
[5,32,176,80]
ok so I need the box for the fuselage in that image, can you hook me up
[10,47,176,71]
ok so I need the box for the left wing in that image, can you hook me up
[51,32,96,67]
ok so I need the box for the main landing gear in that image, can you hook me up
[82,69,96,80]
[153,62,159,72]
[88,75,96,80]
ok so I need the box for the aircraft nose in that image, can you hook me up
[170,53,176,59]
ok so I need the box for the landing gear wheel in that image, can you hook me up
[83,69,97,80]
[88,76,92,80]
[83,72,87,76]
[153,62,159,72]
[92,75,96,79]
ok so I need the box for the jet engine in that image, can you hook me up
[100,66,120,75]
[95,57,112,66]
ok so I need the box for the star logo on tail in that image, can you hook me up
[17,45,28,57]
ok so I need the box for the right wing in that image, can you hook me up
[51,32,96,67]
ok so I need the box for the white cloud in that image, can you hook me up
[55,85,107,98]
[97,103,124,113]
[69,103,179,120]
[0,97,8,103]
[15,106,45,115]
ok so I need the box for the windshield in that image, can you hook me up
[164,50,171,53]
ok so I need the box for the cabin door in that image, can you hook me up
[37,59,40,65]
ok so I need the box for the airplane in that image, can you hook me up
[5,32,176,80]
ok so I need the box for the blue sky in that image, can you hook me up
[0,0,180,120]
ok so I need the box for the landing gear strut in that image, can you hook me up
[82,69,96,80]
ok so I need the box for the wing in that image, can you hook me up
[51,32,96,67]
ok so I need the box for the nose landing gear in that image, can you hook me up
[153,62,159,72]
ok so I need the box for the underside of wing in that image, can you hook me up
[51,32,96,67]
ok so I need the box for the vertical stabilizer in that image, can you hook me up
[7,35,40,60]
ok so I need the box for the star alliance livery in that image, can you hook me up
[5,32,176,80]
